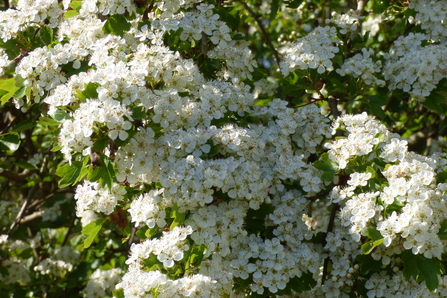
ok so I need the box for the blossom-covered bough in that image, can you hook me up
[1,0,447,297]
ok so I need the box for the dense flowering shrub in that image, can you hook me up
[1,0,447,297]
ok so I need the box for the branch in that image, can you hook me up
[356,0,368,14]
[19,211,43,224]
[306,190,331,201]
[62,210,77,247]
[0,169,32,182]
[8,183,38,234]
[8,145,52,234]
[327,96,341,117]
[239,1,281,67]
[349,0,370,41]
[321,202,340,283]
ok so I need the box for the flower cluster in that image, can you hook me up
[78,0,136,17]
[326,9,363,35]
[325,112,395,169]
[75,181,126,216]
[409,0,447,42]
[336,48,385,87]
[0,0,63,42]
[83,268,123,298]
[279,26,341,75]
[320,113,447,296]
[383,33,447,101]
[34,246,80,276]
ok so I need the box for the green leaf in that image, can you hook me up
[170,204,185,229]
[102,14,131,37]
[0,38,21,58]
[18,247,33,259]
[64,1,82,19]
[51,145,63,152]
[82,218,107,249]
[368,95,387,119]
[365,166,377,179]
[284,0,304,9]
[356,254,382,275]
[145,226,160,239]
[112,289,124,298]
[0,90,9,100]
[0,133,20,152]
[132,106,146,120]
[16,161,39,170]
[142,253,163,271]
[270,0,282,20]
[37,26,54,46]
[38,116,62,126]
[440,117,447,133]
[289,271,317,293]
[252,68,268,81]
[56,161,83,188]
[92,155,115,190]
[53,110,71,122]
[135,226,149,240]
[438,220,447,240]
[327,76,347,92]
[0,77,21,105]
[69,0,83,9]
[11,120,35,132]
[64,9,79,19]
[422,92,445,113]
[402,250,445,292]
[83,83,99,99]
[313,153,338,182]
[14,86,26,99]
[245,203,275,234]
[188,244,206,269]
[366,228,383,241]
[361,228,384,254]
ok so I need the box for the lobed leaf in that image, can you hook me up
[82,218,108,249]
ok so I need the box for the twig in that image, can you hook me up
[356,0,368,15]
[0,169,32,182]
[128,226,136,248]
[295,97,325,108]
[306,190,331,201]
[349,0,370,41]
[327,96,341,117]
[19,211,43,224]
[8,183,38,235]
[321,202,340,283]
[8,144,51,234]
[239,1,281,67]
[0,177,8,197]
[61,210,77,247]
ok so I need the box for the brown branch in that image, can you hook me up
[349,0,370,41]
[321,202,340,283]
[327,96,341,118]
[306,190,331,201]
[239,1,281,67]
[19,211,43,224]
[62,210,77,247]
[8,183,38,235]
[8,145,52,234]
[0,169,32,182]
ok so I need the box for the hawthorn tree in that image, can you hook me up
[1,0,447,297]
